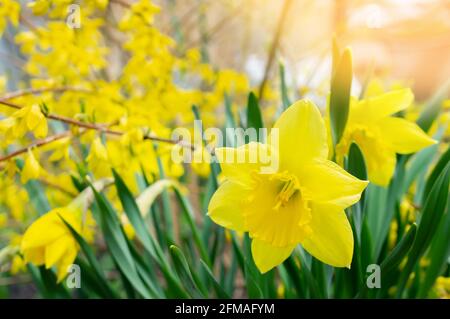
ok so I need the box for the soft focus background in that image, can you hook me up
[151,0,450,99]
[1,0,449,101]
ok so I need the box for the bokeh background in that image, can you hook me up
[152,0,450,99]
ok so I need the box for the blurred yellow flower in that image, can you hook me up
[0,212,7,227]
[87,137,110,176]
[0,0,20,35]
[21,149,42,184]
[21,206,87,282]
[10,255,26,275]
[11,104,48,139]
[433,277,450,299]
[191,146,212,178]
[208,100,368,273]
[336,89,436,186]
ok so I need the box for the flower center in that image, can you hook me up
[244,170,313,246]
[335,124,375,161]
[272,172,301,210]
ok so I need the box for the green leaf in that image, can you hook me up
[403,144,439,195]
[111,170,188,297]
[346,143,367,181]
[154,145,175,243]
[246,92,264,142]
[59,215,119,298]
[279,62,291,109]
[224,93,243,147]
[90,184,152,298]
[416,78,450,132]
[173,188,211,266]
[396,163,450,297]
[418,199,450,297]
[169,245,207,298]
[286,252,322,298]
[112,169,157,257]
[329,48,352,147]
[199,260,231,298]
[380,223,417,274]
[424,146,450,199]
[356,224,416,298]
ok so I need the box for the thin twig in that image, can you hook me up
[258,0,293,102]
[187,3,243,48]
[1,86,92,101]
[109,0,131,8]
[0,100,196,162]
[0,132,71,162]
[38,178,79,197]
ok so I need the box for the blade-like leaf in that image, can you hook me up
[246,92,264,142]
[329,48,352,147]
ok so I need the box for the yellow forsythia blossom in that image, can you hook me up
[21,207,87,282]
[1,104,48,142]
[21,149,42,184]
[208,100,368,273]
[336,89,436,186]
[191,146,212,178]
[0,212,7,227]
[433,277,450,299]
[10,255,26,275]
[0,0,20,36]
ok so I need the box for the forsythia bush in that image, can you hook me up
[0,0,449,299]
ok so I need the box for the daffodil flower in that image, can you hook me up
[335,89,436,186]
[21,207,82,282]
[208,100,368,273]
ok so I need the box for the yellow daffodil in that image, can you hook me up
[21,149,42,184]
[21,207,85,282]
[335,89,436,186]
[208,100,368,273]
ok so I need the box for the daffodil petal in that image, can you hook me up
[299,159,368,208]
[22,247,45,266]
[376,117,436,154]
[270,100,328,170]
[207,180,250,232]
[251,239,296,273]
[55,246,78,283]
[302,203,353,268]
[21,208,81,251]
[21,214,65,250]
[45,236,70,269]
[352,89,413,122]
[215,142,273,185]
[357,137,397,187]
